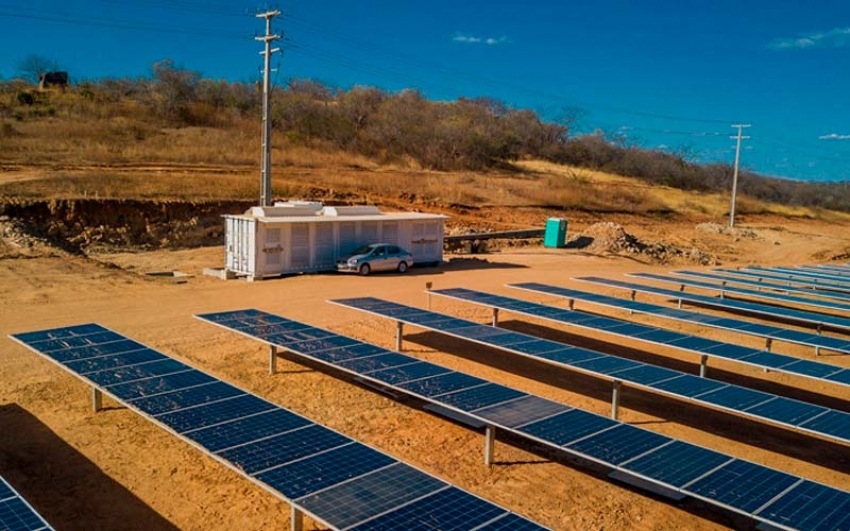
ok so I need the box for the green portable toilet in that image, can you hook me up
[544,217,568,248]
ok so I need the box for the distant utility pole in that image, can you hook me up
[257,10,281,207]
[729,124,751,228]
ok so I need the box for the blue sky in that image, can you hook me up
[1,0,849,181]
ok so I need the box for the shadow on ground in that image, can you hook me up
[0,403,180,531]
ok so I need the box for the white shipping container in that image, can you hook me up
[224,203,447,280]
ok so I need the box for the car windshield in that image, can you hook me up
[350,245,374,256]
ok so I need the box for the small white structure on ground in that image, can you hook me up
[223,201,446,280]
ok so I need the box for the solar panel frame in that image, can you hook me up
[0,476,54,531]
[10,324,547,531]
[718,268,850,293]
[630,272,850,314]
[331,297,850,447]
[672,270,850,303]
[198,308,850,531]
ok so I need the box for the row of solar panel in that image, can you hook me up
[576,276,850,332]
[673,270,850,303]
[332,297,850,446]
[10,323,545,531]
[200,307,850,531]
[771,265,850,281]
[436,286,850,384]
[718,268,850,294]
[0,476,53,531]
[630,272,850,314]
[511,281,850,364]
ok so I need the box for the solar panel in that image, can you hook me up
[746,266,850,287]
[0,476,54,531]
[715,268,850,295]
[329,297,850,448]
[630,272,850,314]
[511,282,850,360]
[9,324,546,531]
[672,270,850,303]
[430,286,850,394]
[198,308,850,531]
[573,277,850,333]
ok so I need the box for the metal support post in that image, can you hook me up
[568,298,575,311]
[396,321,404,351]
[92,388,103,412]
[291,506,304,531]
[816,323,823,336]
[630,290,636,301]
[699,355,708,378]
[492,308,499,327]
[765,338,773,352]
[269,345,277,375]
[484,425,496,466]
[815,346,821,356]
[611,381,622,420]
[677,298,683,309]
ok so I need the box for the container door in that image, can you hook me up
[360,221,378,244]
[382,222,399,245]
[411,221,440,262]
[262,226,283,273]
[290,223,310,270]
[314,223,335,270]
[339,222,357,255]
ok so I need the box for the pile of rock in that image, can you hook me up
[574,222,716,265]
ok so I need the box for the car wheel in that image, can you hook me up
[397,261,408,273]
[359,263,371,276]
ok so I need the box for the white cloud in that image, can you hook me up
[819,133,850,140]
[453,33,508,45]
[768,27,850,50]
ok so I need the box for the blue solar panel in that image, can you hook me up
[368,361,454,385]
[0,479,13,501]
[66,349,168,376]
[349,486,507,531]
[219,425,350,474]
[614,364,681,386]
[333,296,850,450]
[633,272,850,313]
[129,381,245,416]
[687,460,800,513]
[826,370,850,385]
[85,357,189,387]
[566,424,671,465]
[782,359,845,379]
[27,330,125,353]
[157,394,277,434]
[256,442,396,500]
[572,355,642,375]
[757,480,850,531]
[184,408,312,452]
[476,513,555,531]
[697,387,773,411]
[199,309,850,531]
[399,372,487,397]
[12,323,105,344]
[800,411,850,440]
[675,270,850,303]
[337,352,417,374]
[47,339,147,363]
[438,383,527,412]
[107,370,216,401]
[13,323,547,531]
[0,476,53,531]
[475,396,570,429]
[0,497,51,531]
[650,375,726,398]
[744,397,827,427]
[279,335,361,354]
[297,463,445,530]
[518,409,615,445]
[310,343,389,363]
[621,440,731,488]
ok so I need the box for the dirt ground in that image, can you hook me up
[2,215,850,531]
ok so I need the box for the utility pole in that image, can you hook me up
[729,124,751,228]
[257,10,281,207]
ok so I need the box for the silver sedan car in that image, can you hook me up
[336,243,414,275]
